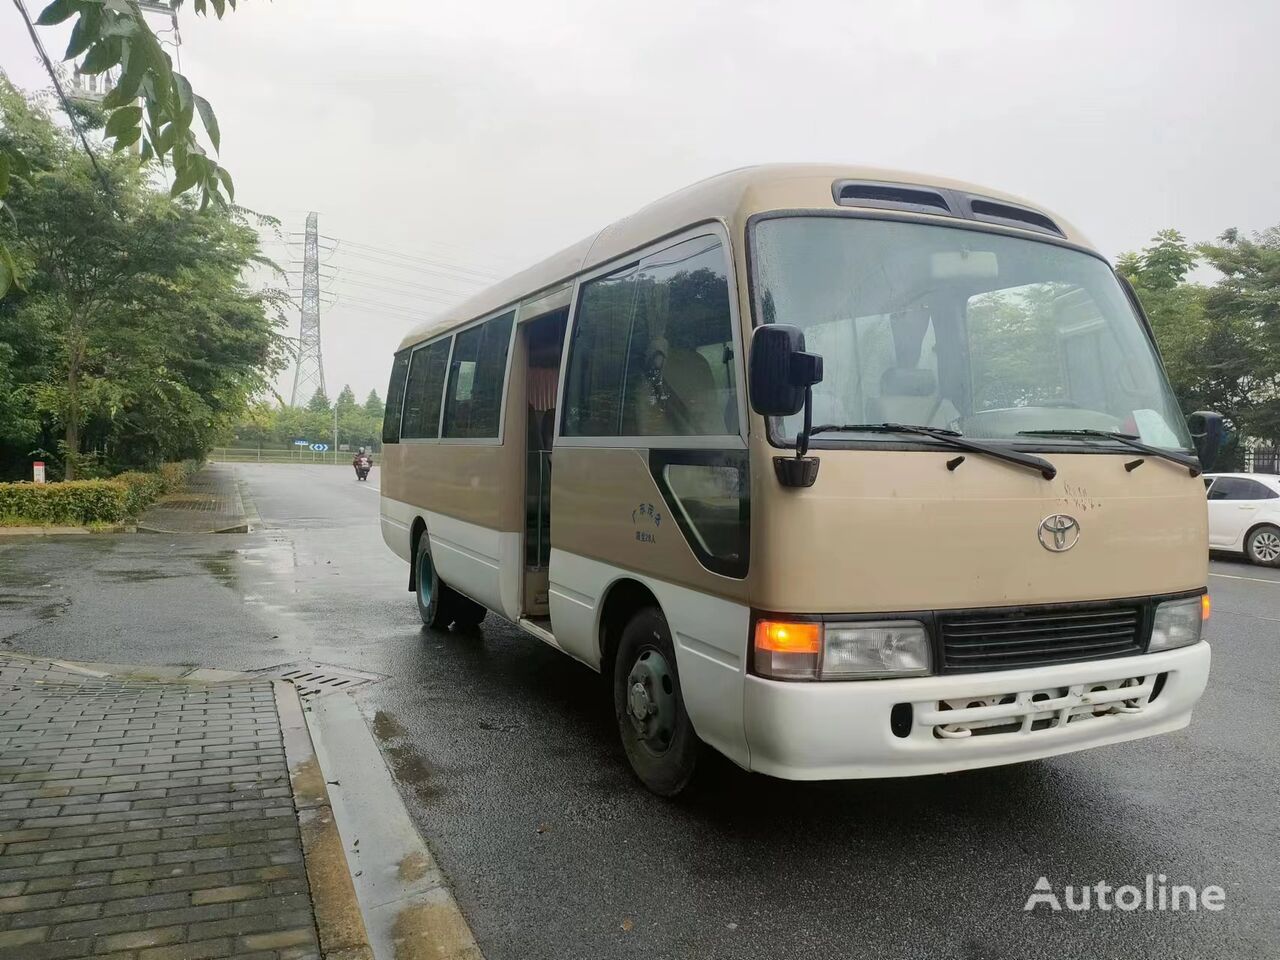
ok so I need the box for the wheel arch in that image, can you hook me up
[597,577,662,679]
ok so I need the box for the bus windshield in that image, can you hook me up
[752,216,1193,451]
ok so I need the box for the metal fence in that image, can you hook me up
[1243,449,1280,474]
[209,446,347,464]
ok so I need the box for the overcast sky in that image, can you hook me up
[3,0,1278,402]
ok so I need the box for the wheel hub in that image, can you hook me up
[1255,531,1280,562]
[625,648,676,749]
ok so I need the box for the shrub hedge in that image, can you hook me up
[0,480,130,525]
[0,460,202,526]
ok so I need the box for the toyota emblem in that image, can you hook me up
[1038,514,1080,552]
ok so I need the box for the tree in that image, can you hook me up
[0,79,283,479]
[1199,227,1280,444]
[306,387,331,414]
[1120,226,1280,464]
[2,1,244,296]
[364,389,384,419]
[335,384,357,415]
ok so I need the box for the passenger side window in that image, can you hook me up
[443,312,514,439]
[561,267,636,436]
[563,236,736,438]
[382,350,411,444]
[400,339,451,439]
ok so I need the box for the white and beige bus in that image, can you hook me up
[379,165,1219,795]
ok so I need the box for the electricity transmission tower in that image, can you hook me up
[291,212,326,406]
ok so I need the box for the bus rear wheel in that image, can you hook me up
[612,607,699,796]
[415,535,487,631]
[415,535,455,630]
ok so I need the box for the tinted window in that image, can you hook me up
[562,267,636,436]
[563,236,736,437]
[443,312,514,439]
[382,350,411,444]
[401,339,451,439]
[1209,477,1278,501]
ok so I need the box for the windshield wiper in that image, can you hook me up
[1016,429,1201,476]
[810,423,1057,480]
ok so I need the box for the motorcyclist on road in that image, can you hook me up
[353,447,372,478]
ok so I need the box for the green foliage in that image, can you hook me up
[306,388,331,414]
[113,468,165,514]
[0,80,286,480]
[0,457,197,524]
[229,399,383,453]
[363,389,384,419]
[335,384,357,415]
[0,477,129,524]
[1122,226,1280,455]
[33,0,238,210]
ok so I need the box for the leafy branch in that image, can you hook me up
[1,0,241,295]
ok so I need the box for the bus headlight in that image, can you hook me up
[754,619,932,680]
[1148,596,1205,652]
[823,621,932,679]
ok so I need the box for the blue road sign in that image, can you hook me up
[310,443,329,452]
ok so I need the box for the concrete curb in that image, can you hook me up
[307,692,485,960]
[0,523,133,537]
[238,467,263,532]
[277,681,377,960]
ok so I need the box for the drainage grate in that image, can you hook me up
[254,661,384,701]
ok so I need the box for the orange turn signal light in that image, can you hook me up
[755,620,821,654]
[1201,594,1211,621]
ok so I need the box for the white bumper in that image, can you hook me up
[742,641,1211,780]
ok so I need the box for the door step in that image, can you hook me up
[517,617,557,647]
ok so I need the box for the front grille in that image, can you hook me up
[938,602,1144,672]
[919,674,1159,739]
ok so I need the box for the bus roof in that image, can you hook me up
[397,163,1090,351]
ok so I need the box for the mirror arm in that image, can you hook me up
[796,385,813,458]
[774,384,821,488]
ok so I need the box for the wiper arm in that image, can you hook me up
[810,423,1057,480]
[1017,429,1201,476]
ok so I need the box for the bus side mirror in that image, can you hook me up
[1188,411,1225,471]
[749,324,823,416]
[750,324,825,488]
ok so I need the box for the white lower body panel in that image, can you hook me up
[549,549,751,768]
[379,496,521,622]
[744,641,1211,780]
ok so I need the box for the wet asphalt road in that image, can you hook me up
[1,462,1277,959]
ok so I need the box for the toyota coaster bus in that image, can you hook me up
[378,165,1218,795]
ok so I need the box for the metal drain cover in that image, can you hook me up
[255,661,383,700]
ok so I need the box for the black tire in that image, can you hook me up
[612,607,699,796]
[1246,524,1280,567]
[414,534,454,629]
[450,594,487,631]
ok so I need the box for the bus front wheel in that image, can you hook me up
[613,607,699,796]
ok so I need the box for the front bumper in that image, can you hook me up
[742,641,1211,780]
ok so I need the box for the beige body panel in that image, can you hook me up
[748,444,1208,613]
[380,332,527,534]
[397,164,1088,352]
[550,447,749,605]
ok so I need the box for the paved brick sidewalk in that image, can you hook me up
[137,465,250,535]
[0,654,320,959]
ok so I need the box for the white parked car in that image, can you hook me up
[1204,472,1280,566]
